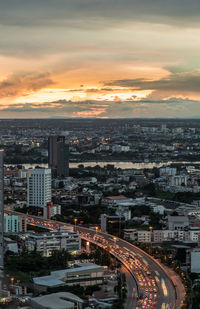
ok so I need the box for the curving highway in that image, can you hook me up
[5,210,185,309]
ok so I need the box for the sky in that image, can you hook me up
[1,0,200,118]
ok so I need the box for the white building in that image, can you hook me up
[160,167,177,176]
[153,230,185,243]
[25,231,81,256]
[123,229,151,243]
[169,175,188,187]
[27,168,51,208]
[137,230,152,243]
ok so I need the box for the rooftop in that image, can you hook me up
[31,292,83,309]
[33,264,104,287]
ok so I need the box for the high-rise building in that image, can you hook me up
[48,136,69,178]
[0,151,4,269]
[27,169,51,208]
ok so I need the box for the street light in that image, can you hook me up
[74,218,78,232]
[95,226,98,235]
[10,277,14,285]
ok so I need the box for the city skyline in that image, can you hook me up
[0,1,200,118]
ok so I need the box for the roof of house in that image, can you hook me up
[104,195,128,201]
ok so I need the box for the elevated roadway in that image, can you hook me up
[5,210,185,309]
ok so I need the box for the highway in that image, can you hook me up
[5,210,185,309]
[121,265,137,309]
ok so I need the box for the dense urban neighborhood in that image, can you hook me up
[0,119,200,308]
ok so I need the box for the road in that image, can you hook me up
[121,265,137,309]
[5,210,185,309]
[78,226,184,309]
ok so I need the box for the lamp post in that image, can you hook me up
[149,226,153,254]
[113,237,118,270]
[74,218,78,232]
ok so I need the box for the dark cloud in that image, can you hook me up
[1,0,200,28]
[0,97,198,118]
[0,72,54,98]
[104,70,200,94]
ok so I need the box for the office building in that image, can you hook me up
[48,136,69,178]
[27,168,51,208]
[100,214,125,234]
[0,151,4,269]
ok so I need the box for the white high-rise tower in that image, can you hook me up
[27,168,51,208]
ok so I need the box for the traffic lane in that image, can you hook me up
[117,239,176,309]
[121,265,137,309]
[78,228,176,309]
[79,229,163,308]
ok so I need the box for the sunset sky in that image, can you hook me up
[1,0,200,118]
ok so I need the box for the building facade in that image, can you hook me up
[48,136,69,178]
[27,168,51,208]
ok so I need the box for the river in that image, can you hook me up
[5,161,200,170]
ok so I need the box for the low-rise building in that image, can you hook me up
[30,292,84,309]
[123,229,151,243]
[25,231,81,256]
[167,215,189,230]
[33,264,105,289]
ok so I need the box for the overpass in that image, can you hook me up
[5,210,185,309]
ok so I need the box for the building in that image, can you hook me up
[167,216,189,230]
[44,202,61,219]
[160,167,177,176]
[123,229,151,243]
[4,215,18,233]
[153,230,185,243]
[48,136,69,178]
[4,215,27,233]
[102,195,131,207]
[100,214,125,234]
[0,150,4,270]
[27,168,51,208]
[169,175,188,187]
[191,249,200,273]
[25,231,81,256]
[137,231,152,243]
[30,292,83,309]
[33,264,105,288]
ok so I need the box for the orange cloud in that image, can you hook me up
[0,72,54,99]
[74,107,107,117]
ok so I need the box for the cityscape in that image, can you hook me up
[1,0,200,308]
[0,118,200,308]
